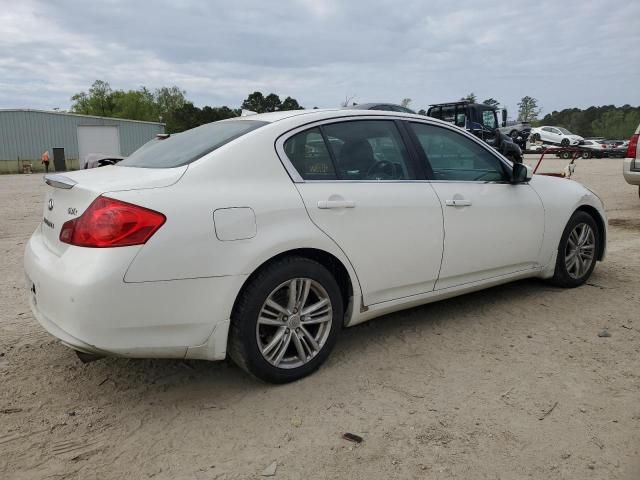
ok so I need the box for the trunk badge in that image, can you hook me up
[48,198,54,211]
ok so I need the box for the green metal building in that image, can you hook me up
[0,109,164,173]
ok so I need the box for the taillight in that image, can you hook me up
[59,196,166,248]
[626,133,639,158]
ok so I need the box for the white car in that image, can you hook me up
[579,139,610,158]
[530,126,584,146]
[622,123,640,196]
[24,109,607,383]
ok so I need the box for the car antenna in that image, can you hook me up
[156,133,170,140]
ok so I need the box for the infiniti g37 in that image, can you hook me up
[24,109,606,383]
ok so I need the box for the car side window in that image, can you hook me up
[321,120,416,180]
[409,122,508,182]
[284,120,416,181]
[283,128,337,180]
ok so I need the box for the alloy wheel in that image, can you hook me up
[256,278,333,369]
[564,223,596,279]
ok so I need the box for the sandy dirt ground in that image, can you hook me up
[1,158,639,480]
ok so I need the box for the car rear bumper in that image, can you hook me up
[623,158,640,185]
[24,226,246,360]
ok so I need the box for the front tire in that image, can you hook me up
[228,257,343,383]
[549,211,599,288]
[561,138,570,147]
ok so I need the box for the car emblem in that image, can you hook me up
[48,198,54,211]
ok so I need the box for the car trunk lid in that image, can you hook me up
[41,166,185,256]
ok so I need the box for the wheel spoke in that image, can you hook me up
[576,255,584,276]
[265,298,288,316]
[298,333,313,356]
[569,230,580,247]
[577,225,589,245]
[299,326,319,351]
[287,279,299,312]
[271,331,292,366]
[291,331,308,362]
[262,327,286,356]
[298,279,311,309]
[258,316,285,327]
[302,298,330,316]
[302,314,331,325]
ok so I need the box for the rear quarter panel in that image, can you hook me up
[114,125,361,298]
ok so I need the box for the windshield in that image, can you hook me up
[120,120,267,168]
[557,127,572,135]
[480,110,497,129]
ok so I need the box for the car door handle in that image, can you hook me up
[445,199,472,207]
[317,200,356,209]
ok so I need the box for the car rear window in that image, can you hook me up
[119,120,267,168]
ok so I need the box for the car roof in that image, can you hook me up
[231,108,424,124]
[232,109,341,123]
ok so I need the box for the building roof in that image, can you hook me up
[0,108,165,126]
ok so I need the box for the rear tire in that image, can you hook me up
[548,211,599,288]
[531,133,541,142]
[581,151,591,159]
[228,257,343,383]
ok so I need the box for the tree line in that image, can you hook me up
[71,81,638,139]
[70,80,303,133]
[538,105,640,139]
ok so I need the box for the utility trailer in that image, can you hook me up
[531,146,584,178]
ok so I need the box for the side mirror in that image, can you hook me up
[511,163,532,183]
[501,109,507,127]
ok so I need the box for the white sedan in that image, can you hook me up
[530,126,584,146]
[24,109,607,383]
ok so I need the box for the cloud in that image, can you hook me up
[0,0,638,115]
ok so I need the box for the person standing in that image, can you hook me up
[41,150,50,173]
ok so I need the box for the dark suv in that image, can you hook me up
[426,101,522,163]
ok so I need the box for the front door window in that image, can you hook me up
[409,123,508,182]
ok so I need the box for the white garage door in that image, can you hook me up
[77,126,121,167]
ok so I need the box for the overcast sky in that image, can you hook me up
[1,0,639,117]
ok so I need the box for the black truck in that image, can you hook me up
[426,101,523,163]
